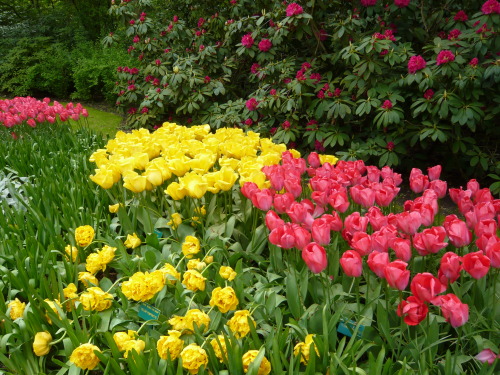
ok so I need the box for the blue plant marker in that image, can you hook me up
[337,319,365,338]
[154,229,162,239]
[138,303,160,321]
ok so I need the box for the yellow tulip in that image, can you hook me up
[179,173,207,199]
[165,182,186,200]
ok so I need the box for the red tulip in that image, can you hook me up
[449,187,471,205]
[444,216,472,248]
[241,182,259,199]
[381,166,402,186]
[367,251,389,278]
[321,213,343,232]
[462,251,490,279]
[396,211,422,235]
[412,202,435,227]
[410,174,429,194]
[311,190,329,207]
[385,260,410,290]
[429,180,447,199]
[390,237,412,262]
[413,226,448,256]
[311,217,331,245]
[265,210,284,231]
[292,224,312,250]
[287,201,312,225]
[302,242,328,273]
[250,188,274,211]
[366,166,381,182]
[263,165,285,191]
[476,233,498,252]
[475,219,497,238]
[410,273,446,303]
[434,293,469,327]
[438,252,462,285]
[427,165,442,181]
[474,188,493,204]
[485,240,500,268]
[340,250,363,277]
[307,152,321,168]
[350,185,375,208]
[343,212,369,236]
[273,192,295,214]
[397,296,428,326]
[366,206,388,231]
[350,232,372,256]
[466,179,480,197]
[269,223,296,249]
[284,177,302,198]
[328,188,350,213]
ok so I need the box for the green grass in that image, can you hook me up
[66,103,122,137]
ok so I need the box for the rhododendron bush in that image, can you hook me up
[106,0,500,185]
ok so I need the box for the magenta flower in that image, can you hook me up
[454,10,468,21]
[245,98,259,111]
[286,2,304,17]
[361,0,377,6]
[436,50,455,65]
[408,55,427,74]
[481,0,500,14]
[475,349,499,365]
[423,89,434,100]
[250,63,261,74]
[241,33,254,48]
[381,100,393,109]
[447,29,461,40]
[394,0,411,7]
[258,39,272,52]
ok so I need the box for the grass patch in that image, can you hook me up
[66,103,123,137]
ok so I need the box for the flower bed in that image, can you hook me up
[1,123,499,374]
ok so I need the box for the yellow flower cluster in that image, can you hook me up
[157,330,184,360]
[79,287,113,311]
[113,331,145,358]
[209,286,239,313]
[121,270,165,302]
[242,350,272,375]
[181,343,209,374]
[182,269,206,292]
[85,245,116,274]
[168,309,210,333]
[33,331,52,356]
[210,335,228,363]
[182,236,201,258]
[89,123,288,194]
[70,343,101,370]
[227,310,255,338]
[293,334,319,364]
[65,245,78,262]
[124,233,141,249]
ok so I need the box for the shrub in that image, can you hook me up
[106,0,500,182]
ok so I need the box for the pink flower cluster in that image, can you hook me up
[373,29,396,41]
[241,33,254,48]
[407,55,427,74]
[436,50,455,65]
[258,39,273,52]
[481,0,500,14]
[394,0,411,7]
[0,97,88,128]
[242,153,500,328]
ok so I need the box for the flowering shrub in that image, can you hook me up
[106,0,500,184]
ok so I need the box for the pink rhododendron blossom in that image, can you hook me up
[258,39,272,52]
[394,0,411,8]
[408,55,427,74]
[361,0,377,6]
[436,50,455,65]
[423,89,434,99]
[454,10,468,21]
[241,33,254,48]
[286,2,304,16]
[381,100,393,109]
[448,29,461,40]
[469,58,479,66]
[481,0,500,14]
[245,98,259,111]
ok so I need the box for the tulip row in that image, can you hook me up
[0,97,88,129]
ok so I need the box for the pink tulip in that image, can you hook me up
[366,166,381,182]
[462,251,490,279]
[410,174,429,193]
[343,212,369,237]
[390,237,412,262]
[381,166,402,186]
[485,240,500,268]
[410,273,446,303]
[273,192,295,214]
[320,213,343,232]
[429,180,447,198]
[307,152,321,168]
[251,188,274,211]
[434,293,469,327]
[412,202,435,227]
[302,242,328,273]
[340,250,363,277]
[350,232,372,256]
[474,188,493,204]
[292,224,312,250]
[262,165,285,191]
[475,219,497,238]
[374,182,400,207]
[269,223,296,249]
[413,226,448,256]
[475,349,499,365]
[311,217,332,245]
[241,182,259,199]
[458,196,474,214]
[427,165,442,181]
[385,260,410,290]
[328,188,350,213]
[284,177,302,198]
[476,233,498,252]
[367,251,389,278]
[350,185,375,208]
[366,206,388,231]
[396,211,422,234]
[467,179,480,197]
[444,216,472,247]
[438,252,462,284]
[265,210,284,231]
